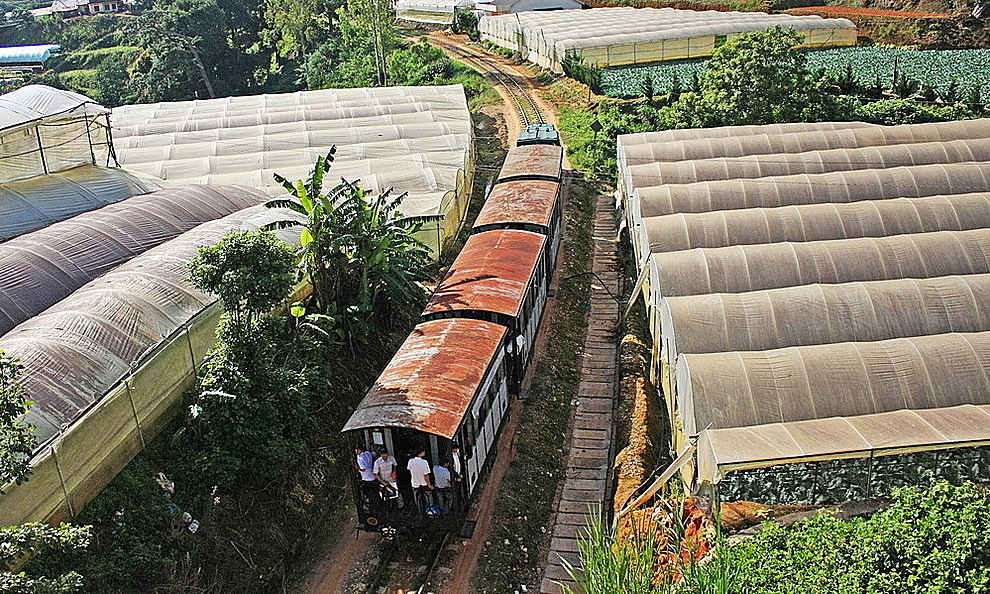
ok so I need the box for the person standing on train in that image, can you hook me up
[374,449,403,509]
[355,445,378,503]
[407,449,433,513]
[432,460,453,513]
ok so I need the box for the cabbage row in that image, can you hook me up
[599,47,990,99]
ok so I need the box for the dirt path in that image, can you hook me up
[297,510,377,594]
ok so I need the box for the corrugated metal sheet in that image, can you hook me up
[474,179,559,229]
[423,229,545,318]
[342,318,508,438]
[497,144,563,182]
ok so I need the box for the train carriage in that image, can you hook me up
[422,229,551,388]
[342,318,511,530]
[473,180,563,268]
[495,143,564,183]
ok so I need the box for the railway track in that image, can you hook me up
[430,36,546,127]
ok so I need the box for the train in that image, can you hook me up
[342,124,563,531]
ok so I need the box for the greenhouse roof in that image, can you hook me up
[0,84,106,133]
[110,85,473,250]
[0,185,270,336]
[620,119,990,483]
[0,203,303,447]
[684,333,990,481]
[0,44,60,66]
[0,165,160,241]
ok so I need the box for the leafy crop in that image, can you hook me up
[600,47,990,99]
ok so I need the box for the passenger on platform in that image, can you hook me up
[432,460,453,513]
[355,445,378,502]
[407,449,433,513]
[374,449,403,508]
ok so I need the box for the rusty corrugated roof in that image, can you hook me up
[497,144,563,182]
[423,229,546,318]
[342,319,508,438]
[474,179,559,229]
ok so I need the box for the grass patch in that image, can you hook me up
[471,176,597,593]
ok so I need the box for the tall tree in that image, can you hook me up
[264,0,333,61]
[339,0,393,85]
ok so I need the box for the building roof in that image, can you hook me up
[0,44,60,65]
[342,319,508,439]
[0,84,106,133]
[423,229,546,318]
[0,184,270,336]
[474,179,559,230]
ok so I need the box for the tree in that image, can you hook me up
[0,353,91,592]
[186,231,323,487]
[187,229,297,329]
[264,150,437,341]
[338,0,393,85]
[264,0,334,61]
[660,28,853,128]
[0,355,34,488]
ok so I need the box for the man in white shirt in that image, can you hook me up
[373,449,403,508]
[432,461,453,513]
[407,449,433,513]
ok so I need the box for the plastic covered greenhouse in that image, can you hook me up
[396,0,474,23]
[0,85,116,183]
[0,201,303,524]
[619,118,990,494]
[479,7,856,72]
[0,185,270,335]
[111,85,474,257]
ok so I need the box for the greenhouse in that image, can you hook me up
[478,7,856,72]
[620,119,990,492]
[111,85,474,256]
[0,165,159,241]
[641,192,990,254]
[659,274,990,390]
[395,0,475,24]
[0,203,302,525]
[0,85,116,183]
[0,185,269,335]
[618,119,990,194]
[680,333,990,483]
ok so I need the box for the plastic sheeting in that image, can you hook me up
[0,203,303,446]
[680,332,990,480]
[621,119,990,485]
[0,185,270,335]
[643,192,990,254]
[0,85,114,182]
[479,7,856,71]
[0,165,160,241]
[649,229,990,299]
[111,85,474,256]
[0,44,60,65]
[660,274,990,375]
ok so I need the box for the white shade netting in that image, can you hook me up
[0,164,160,241]
[0,85,114,183]
[0,205,303,524]
[649,229,990,299]
[660,274,990,376]
[679,332,990,482]
[479,7,856,72]
[111,85,474,256]
[0,185,270,335]
[641,192,990,255]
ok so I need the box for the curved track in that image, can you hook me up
[430,35,547,127]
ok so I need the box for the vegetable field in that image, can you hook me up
[599,46,990,98]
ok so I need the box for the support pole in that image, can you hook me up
[35,126,49,174]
